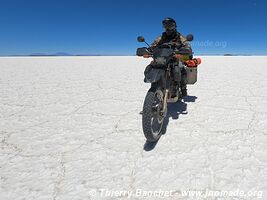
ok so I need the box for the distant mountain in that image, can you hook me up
[30,53,48,56]
[53,52,73,56]
[29,52,73,56]
[224,53,252,56]
[75,54,102,56]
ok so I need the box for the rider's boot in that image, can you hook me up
[181,86,187,97]
[181,78,188,97]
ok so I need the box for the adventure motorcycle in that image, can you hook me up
[136,35,198,142]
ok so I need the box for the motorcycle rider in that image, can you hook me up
[150,17,192,97]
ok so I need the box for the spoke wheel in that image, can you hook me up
[142,86,165,142]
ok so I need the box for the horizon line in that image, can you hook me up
[1,54,267,57]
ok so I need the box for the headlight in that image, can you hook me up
[155,57,166,65]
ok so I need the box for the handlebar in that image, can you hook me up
[157,42,182,49]
[136,43,192,57]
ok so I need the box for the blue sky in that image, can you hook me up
[0,0,266,55]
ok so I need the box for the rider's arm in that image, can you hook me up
[151,36,162,47]
[180,34,190,48]
[179,34,193,60]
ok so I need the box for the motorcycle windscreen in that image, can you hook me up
[153,48,173,57]
[144,68,165,83]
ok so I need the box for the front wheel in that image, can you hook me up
[142,85,165,142]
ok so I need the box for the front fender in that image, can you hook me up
[144,67,165,83]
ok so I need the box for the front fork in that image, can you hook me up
[161,65,171,117]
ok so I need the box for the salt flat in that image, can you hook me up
[0,56,267,200]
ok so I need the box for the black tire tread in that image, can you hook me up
[142,86,162,142]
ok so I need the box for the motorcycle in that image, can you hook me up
[136,35,194,142]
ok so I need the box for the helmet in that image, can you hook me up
[162,17,177,30]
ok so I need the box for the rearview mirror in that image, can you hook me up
[186,34,194,41]
[137,36,145,42]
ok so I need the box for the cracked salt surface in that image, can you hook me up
[0,56,267,200]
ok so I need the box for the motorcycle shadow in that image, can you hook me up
[143,95,197,151]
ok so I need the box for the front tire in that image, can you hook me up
[142,85,165,142]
